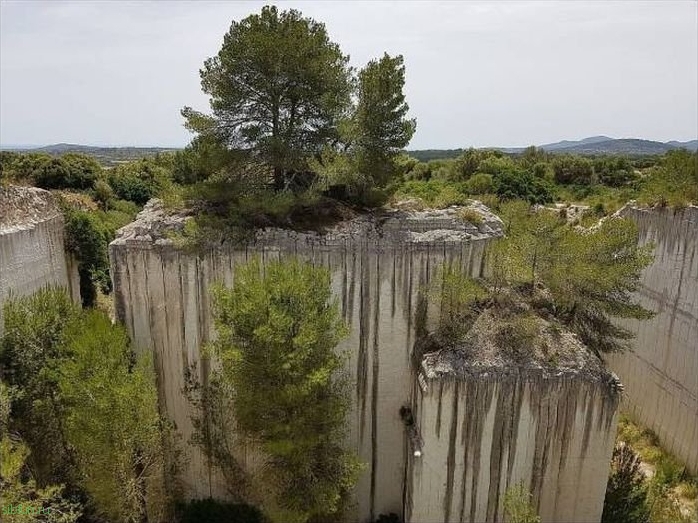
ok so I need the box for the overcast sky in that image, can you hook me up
[1,0,696,149]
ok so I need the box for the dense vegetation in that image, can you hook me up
[0,288,173,522]
[186,259,359,523]
[602,416,698,523]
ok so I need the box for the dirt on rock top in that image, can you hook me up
[420,307,620,388]
[112,198,505,249]
[0,185,62,231]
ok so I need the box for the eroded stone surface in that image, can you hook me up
[408,310,621,523]
[0,185,80,335]
[110,200,618,522]
[607,205,698,474]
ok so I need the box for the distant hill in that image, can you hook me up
[1,143,181,166]
[538,138,697,155]
[539,135,613,151]
[408,136,697,160]
[666,140,698,150]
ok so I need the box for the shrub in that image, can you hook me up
[464,172,494,194]
[495,314,539,361]
[494,168,553,204]
[552,155,594,185]
[32,153,101,191]
[394,180,469,208]
[198,259,360,522]
[639,149,697,206]
[93,179,114,209]
[108,159,169,205]
[458,207,483,225]
[602,444,650,523]
[62,208,111,306]
[503,482,540,523]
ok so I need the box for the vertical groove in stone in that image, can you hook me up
[356,250,370,444]
[529,376,546,511]
[436,381,445,437]
[581,387,595,457]
[444,381,460,523]
[391,248,397,319]
[341,247,348,320]
[487,379,513,522]
[405,249,414,350]
[369,253,381,523]
[506,378,525,493]
[469,380,495,523]
[458,380,474,523]
[347,249,357,325]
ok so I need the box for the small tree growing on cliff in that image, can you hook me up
[488,202,654,357]
[207,258,360,523]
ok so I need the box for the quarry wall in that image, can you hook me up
[0,186,80,336]
[407,374,617,523]
[607,205,698,474]
[110,201,619,522]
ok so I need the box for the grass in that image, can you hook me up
[616,413,697,521]
[458,207,483,225]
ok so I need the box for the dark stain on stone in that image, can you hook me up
[444,380,460,523]
[436,380,445,437]
[356,250,370,444]
[370,253,381,522]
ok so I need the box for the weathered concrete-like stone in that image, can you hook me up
[110,200,619,522]
[407,311,620,523]
[607,205,698,474]
[0,186,80,335]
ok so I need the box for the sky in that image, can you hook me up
[1,0,697,149]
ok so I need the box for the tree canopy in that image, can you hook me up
[1,288,170,522]
[193,259,359,523]
[182,6,415,201]
[183,6,352,190]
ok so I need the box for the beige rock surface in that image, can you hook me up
[607,205,698,474]
[0,185,80,335]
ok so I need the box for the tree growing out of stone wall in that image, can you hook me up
[601,443,650,523]
[203,258,360,523]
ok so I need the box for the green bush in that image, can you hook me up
[395,180,469,207]
[61,203,136,306]
[503,482,540,523]
[108,159,170,205]
[205,259,360,522]
[33,154,101,190]
[552,155,594,185]
[494,168,553,204]
[464,172,494,194]
[639,149,697,206]
[62,208,111,306]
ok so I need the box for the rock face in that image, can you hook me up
[407,311,620,523]
[0,186,80,335]
[110,201,618,522]
[607,205,698,474]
